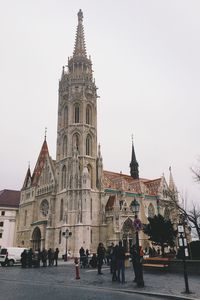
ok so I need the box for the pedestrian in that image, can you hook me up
[97,242,105,275]
[109,243,114,274]
[36,249,41,267]
[27,248,33,268]
[41,248,48,267]
[116,240,126,283]
[54,248,59,266]
[111,245,118,282]
[79,246,85,267]
[130,244,138,282]
[21,249,27,268]
[48,248,52,266]
[51,248,55,266]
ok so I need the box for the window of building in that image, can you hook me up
[59,230,62,244]
[72,133,80,153]
[90,198,92,220]
[86,105,92,125]
[148,203,155,218]
[74,104,80,123]
[86,135,92,156]
[24,210,27,226]
[1,211,5,216]
[63,106,68,127]
[63,136,67,157]
[61,165,66,189]
[0,222,4,227]
[60,199,64,221]
[0,233,2,238]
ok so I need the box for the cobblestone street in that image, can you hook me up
[0,261,199,299]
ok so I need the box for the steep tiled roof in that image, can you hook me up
[105,195,116,210]
[32,140,49,185]
[103,170,162,195]
[0,189,20,208]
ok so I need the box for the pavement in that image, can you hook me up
[0,260,199,299]
[55,260,200,299]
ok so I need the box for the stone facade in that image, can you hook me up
[16,10,179,257]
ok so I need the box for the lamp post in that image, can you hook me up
[63,229,72,261]
[178,216,190,294]
[131,198,144,288]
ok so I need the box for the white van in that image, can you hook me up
[0,247,27,266]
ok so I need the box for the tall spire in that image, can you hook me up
[130,136,139,179]
[73,9,87,58]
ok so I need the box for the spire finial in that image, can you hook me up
[131,134,134,144]
[44,127,47,141]
[73,9,87,57]
[28,161,30,169]
[78,9,83,22]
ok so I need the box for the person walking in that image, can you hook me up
[47,248,52,266]
[130,244,138,282]
[111,244,118,281]
[116,241,126,283]
[41,248,48,267]
[97,242,105,275]
[27,248,33,268]
[21,249,27,268]
[54,248,59,266]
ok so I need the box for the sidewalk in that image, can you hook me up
[59,260,200,299]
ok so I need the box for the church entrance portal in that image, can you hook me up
[122,218,135,252]
[32,227,41,251]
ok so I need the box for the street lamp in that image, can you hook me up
[130,198,144,288]
[178,215,191,294]
[63,229,72,261]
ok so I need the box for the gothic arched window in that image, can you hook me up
[61,165,66,189]
[63,106,68,127]
[86,134,92,156]
[59,230,62,244]
[72,133,80,152]
[148,203,155,218]
[74,104,80,123]
[87,164,93,188]
[164,207,170,220]
[86,105,92,125]
[60,199,64,221]
[63,136,67,157]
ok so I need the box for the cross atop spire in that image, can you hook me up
[73,9,87,58]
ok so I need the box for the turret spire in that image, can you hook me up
[130,136,139,179]
[73,9,87,57]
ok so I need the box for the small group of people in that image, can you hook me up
[21,248,59,268]
[79,247,90,268]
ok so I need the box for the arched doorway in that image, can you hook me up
[32,227,41,251]
[122,218,135,253]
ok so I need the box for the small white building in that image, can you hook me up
[0,190,20,248]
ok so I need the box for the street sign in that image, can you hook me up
[133,218,142,231]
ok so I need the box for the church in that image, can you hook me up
[16,10,177,256]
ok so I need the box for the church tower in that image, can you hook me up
[55,10,103,255]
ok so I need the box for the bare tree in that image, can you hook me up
[166,189,200,240]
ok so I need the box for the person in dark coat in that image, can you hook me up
[111,245,118,281]
[27,248,33,268]
[48,248,52,266]
[54,248,59,266]
[97,242,105,275]
[130,244,138,282]
[116,241,126,283]
[41,248,48,267]
[21,250,27,268]
[79,247,85,267]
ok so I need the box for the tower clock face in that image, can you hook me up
[40,200,49,217]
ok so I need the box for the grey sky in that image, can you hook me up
[0,0,200,207]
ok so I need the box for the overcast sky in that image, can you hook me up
[0,0,200,207]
